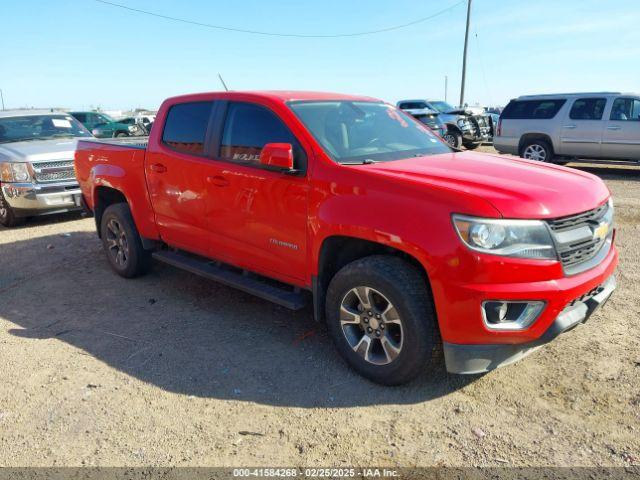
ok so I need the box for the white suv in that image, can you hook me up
[494,92,640,163]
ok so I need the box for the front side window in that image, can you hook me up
[0,115,91,144]
[162,101,213,155]
[501,99,566,119]
[428,101,455,113]
[289,101,450,164]
[220,102,301,165]
[569,98,606,120]
[610,98,640,121]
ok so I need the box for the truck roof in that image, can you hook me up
[515,92,639,100]
[164,90,380,104]
[0,109,68,118]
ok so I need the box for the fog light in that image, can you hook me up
[481,301,545,330]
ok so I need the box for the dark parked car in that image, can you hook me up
[69,112,136,138]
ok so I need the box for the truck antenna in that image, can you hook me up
[218,74,229,92]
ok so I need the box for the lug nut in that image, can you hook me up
[375,314,381,319]
[367,327,373,333]
[363,318,369,324]
[380,324,385,330]
[375,330,381,336]
[368,311,373,316]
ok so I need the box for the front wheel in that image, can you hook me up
[100,203,150,278]
[115,132,129,138]
[0,190,25,228]
[443,130,462,149]
[325,255,440,385]
[521,139,553,162]
[463,142,481,150]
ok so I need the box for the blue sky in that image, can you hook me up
[2,0,639,110]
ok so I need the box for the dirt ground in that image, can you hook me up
[0,149,638,468]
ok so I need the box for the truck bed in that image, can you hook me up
[78,136,149,150]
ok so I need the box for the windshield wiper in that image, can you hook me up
[341,158,379,165]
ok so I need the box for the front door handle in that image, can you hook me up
[150,163,167,173]
[207,175,229,187]
[563,125,577,129]
[607,125,621,130]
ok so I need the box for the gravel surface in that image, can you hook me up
[0,151,638,468]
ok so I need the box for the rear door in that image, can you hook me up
[204,101,310,284]
[558,97,606,157]
[145,100,217,256]
[601,97,640,160]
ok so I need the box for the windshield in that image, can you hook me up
[0,114,92,144]
[428,101,455,113]
[288,101,450,164]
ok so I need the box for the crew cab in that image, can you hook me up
[0,110,92,227]
[75,91,618,385]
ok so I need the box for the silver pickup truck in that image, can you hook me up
[0,110,92,227]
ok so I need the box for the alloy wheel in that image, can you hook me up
[523,144,547,161]
[105,218,129,267]
[339,286,404,365]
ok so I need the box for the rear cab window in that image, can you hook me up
[162,101,213,155]
[501,99,566,119]
[569,98,607,120]
[219,102,305,168]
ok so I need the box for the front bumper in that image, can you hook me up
[444,274,617,374]
[1,181,82,217]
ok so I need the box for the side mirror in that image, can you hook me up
[260,143,294,171]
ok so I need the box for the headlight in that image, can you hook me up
[457,118,470,129]
[0,162,32,183]
[452,214,557,259]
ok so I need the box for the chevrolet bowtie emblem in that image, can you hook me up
[593,222,609,242]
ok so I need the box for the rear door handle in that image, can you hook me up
[607,125,621,130]
[563,125,577,129]
[149,163,167,173]
[207,175,229,187]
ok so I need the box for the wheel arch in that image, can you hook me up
[313,235,433,323]
[518,133,554,156]
[93,186,128,238]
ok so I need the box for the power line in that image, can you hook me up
[91,0,465,38]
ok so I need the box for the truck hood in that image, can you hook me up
[361,151,609,219]
[0,138,82,163]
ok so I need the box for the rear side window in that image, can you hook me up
[162,101,213,155]
[399,102,427,110]
[220,102,301,165]
[569,98,606,120]
[501,99,566,119]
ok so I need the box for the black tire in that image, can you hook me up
[325,255,440,385]
[463,142,481,150]
[520,139,554,162]
[0,190,25,227]
[115,132,129,138]
[100,203,151,278]
[443,129,462,149]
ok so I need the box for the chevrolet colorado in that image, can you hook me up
[74,91,618,385]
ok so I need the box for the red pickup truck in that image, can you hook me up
[75,91,618,385]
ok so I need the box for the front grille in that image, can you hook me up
[547,202,608,232]
[546,202,612,274]
[32,160,76,183]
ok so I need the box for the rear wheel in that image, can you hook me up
[100,203,150,278]
[521,139,553,162]
[463,142,481,150]
[325,255,440,385]
[0,190,25,228]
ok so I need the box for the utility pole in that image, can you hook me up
[459,0,472,107]
[0,89,4,110]
[444,76,448,102]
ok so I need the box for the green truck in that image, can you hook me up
[69,111,140,138]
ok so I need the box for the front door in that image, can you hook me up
[601,97,640,160]
[558,97,606,158]
[145,100,216,257]
[205,101,309,285]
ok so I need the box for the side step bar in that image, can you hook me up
[152,250,308,310]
